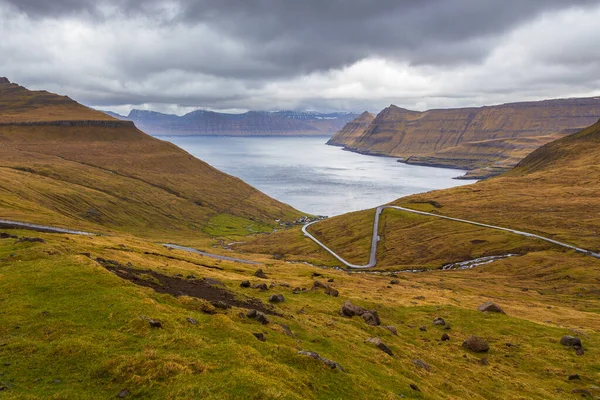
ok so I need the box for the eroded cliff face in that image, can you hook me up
[329,98,600,177]
[326,111,375,146]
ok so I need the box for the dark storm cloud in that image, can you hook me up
[3,0,599,76]
[1,0,600,112]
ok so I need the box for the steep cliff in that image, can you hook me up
[326,111,375,146]
[108,109,359,136]
[329,98,600,177]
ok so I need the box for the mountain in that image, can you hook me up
[0,78,303,240]
[328,98,600,178]
[103,108,358,136]
[326,111,375,146]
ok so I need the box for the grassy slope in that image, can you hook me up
[1,229,599,399]
[0,82,303,242]
[2,79,599,399]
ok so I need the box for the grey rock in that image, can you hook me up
[390,279,400,285]
[560,335,582,348]
[441,333,450,341]
[433,317,446,326]
[479,358,489,366]
[240,280,251,288]
[412,359,431,372]
[419,326,427,332]
[340,300,367,317]
[568,374,581,380]
[252,283,268,291]
[118,389,131,398]
[247,309,270,325]
[269,294,285,303]
[366,337,393,356]
[462,335,489,353]
[297,350,345,372]
[410,384,421,392]
[325,286,339,297]
[211,301,231,310]
[362,311,381,326]
[478,302,505,314]
[278,324,294,337]
[254,268,267,278]
[186,317,198,325]
[384,326,398,335]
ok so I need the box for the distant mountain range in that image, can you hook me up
[102,109,359,136]
[329,97,600,178]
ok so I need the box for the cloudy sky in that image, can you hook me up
[2,0,600,115]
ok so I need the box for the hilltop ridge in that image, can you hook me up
[330,98,600,178]
[105,108,359,136]
[0,79,303,239]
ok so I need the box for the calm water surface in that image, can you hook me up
[158,136,475,216]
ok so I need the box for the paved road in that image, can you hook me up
[163,244,260,265]
[0,218,260,265]
[302,206,600,269]
[0,219,94,235]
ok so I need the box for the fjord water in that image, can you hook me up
[159,136,474,216]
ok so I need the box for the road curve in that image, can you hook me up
[163,244,260,265]
[302,206,600,269]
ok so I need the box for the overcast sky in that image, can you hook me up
[2,0,600,115]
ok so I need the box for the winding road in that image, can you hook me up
[302,206,600,269]
[0,218,259,265]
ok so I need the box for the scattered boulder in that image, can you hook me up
[419,326,427,332]
[247,309,270,325]
[478,302,505,314]
[340,301,381,325]
[366,337,393,356]
[252,283,268,291]
[384,326,398,336]
[389,279,400,285]
[568,374,581,380]
[560,336,582,348]
[410,384,421,392]
[576,348,585,356]
[313,280,328,289]
[211,301,231,310]
[186,317,198,325]
[462,335,489,353]
[441,333,450,341]
[327,278,334,283]
[412,359,431,372]
[240,280,251,288]
[269,294,285,303]
[253,332,266,342]
[325,286,339,297]
[117,389,131,398]
[0,233,17,239]
[297,350,344,372]
[340,300,367,317]
[277,323,294,337]
[254,268,267,278]
[433,317,446,326]
[479,358,489,366]
[362,311,381,326]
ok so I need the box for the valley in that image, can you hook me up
[1,78,599,400]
